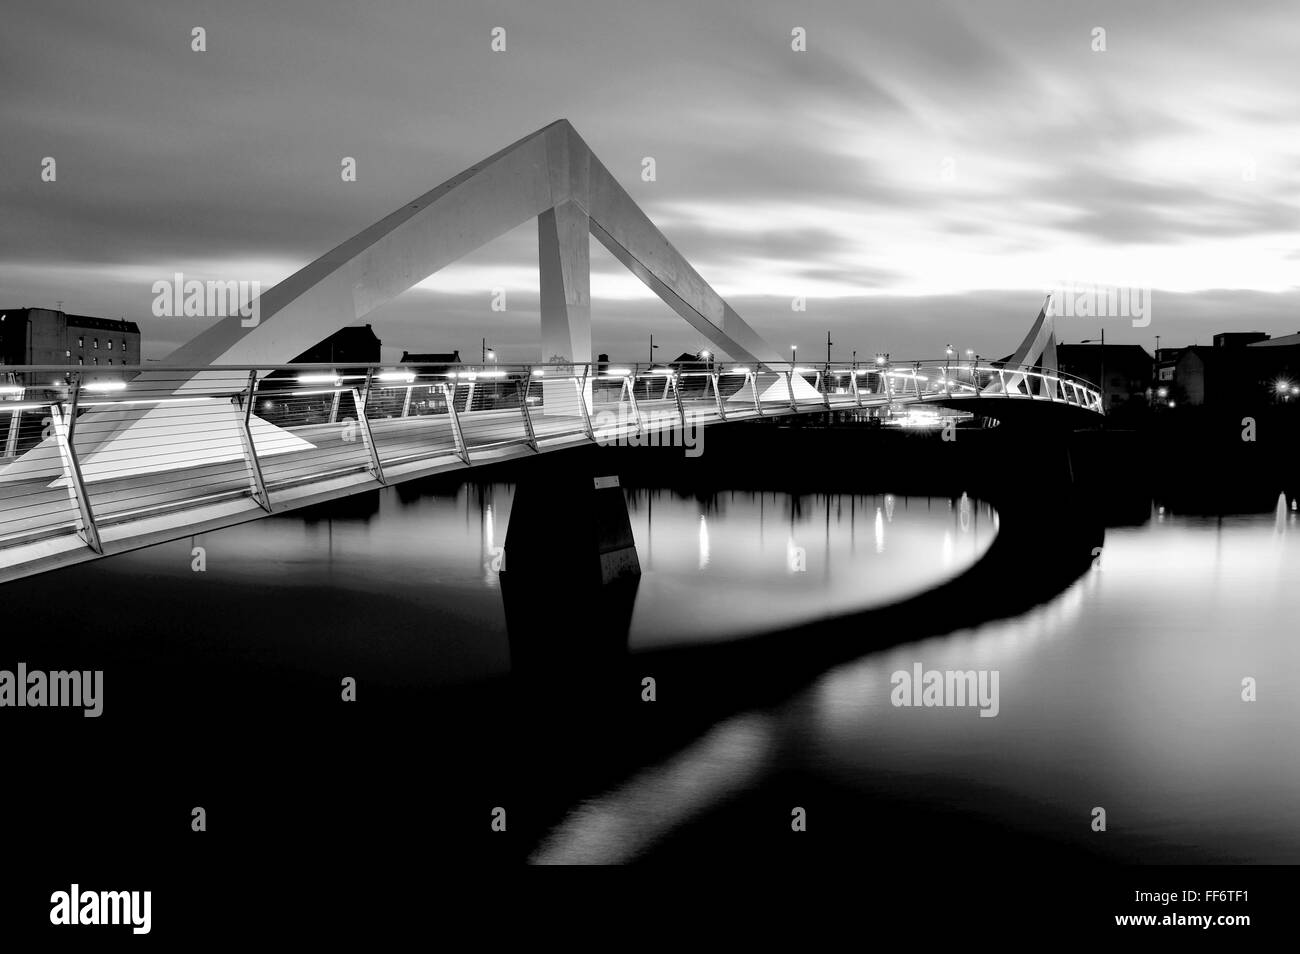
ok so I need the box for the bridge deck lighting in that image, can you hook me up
[793,367,818,374]
[531,368,546,376]
[83,381,127,392]
[377,372,416,383]
[602,367,633,376]
[723,366,749,374]
[297,373,341,385]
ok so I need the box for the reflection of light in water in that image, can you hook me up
[959,492,971,533]
[942,531,953,567]
[483,503,498,586]
[813,574,1090,734]
[786,534,802,574]
[698,514,710,569]
[885,494,896,522]
[1276,492,1288,534]
[529,714,773,864]
[875,508,885,553]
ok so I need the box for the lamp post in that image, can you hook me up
[791,344,798,365]
[1081,329,1105,407]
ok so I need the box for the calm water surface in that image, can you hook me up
[89,483,1300,862]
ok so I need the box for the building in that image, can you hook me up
[1212,331,1269,349]
[1056,343,1153,410]
[0,307,141,386]
[289,324,381,366]
[1173,333,1300,405]
[1153,347,1182,385]
[399,351,461,376]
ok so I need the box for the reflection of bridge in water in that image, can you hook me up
[0,119,1100,583]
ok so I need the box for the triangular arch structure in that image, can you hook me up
[0,121,792,485]
[164,119,787,384]
[992,295,1059,394]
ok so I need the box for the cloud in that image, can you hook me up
[0,0,1295,362]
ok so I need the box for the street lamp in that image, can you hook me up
[1081,330,1106,405]
[791,344,798,365]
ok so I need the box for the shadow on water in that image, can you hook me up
[445,423,1112,863]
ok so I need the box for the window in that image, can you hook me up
[77,358,83,366]
[93,338,98,349]
[65,349,71,358]
[107,340,113,350]
[121,339,126,351]
[92,357,98,365]
[107,359,113,365]
[78,336,83,348]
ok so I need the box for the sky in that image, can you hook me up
[1,0,1297,364]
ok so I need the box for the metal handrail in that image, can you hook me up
[0,356,1101,580]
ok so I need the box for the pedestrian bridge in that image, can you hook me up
[0,118,1101,583]
[0,357,1100,583]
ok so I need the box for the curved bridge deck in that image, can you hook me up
[0,359,1100,583]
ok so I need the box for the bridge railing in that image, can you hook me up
[0,358,1100,565]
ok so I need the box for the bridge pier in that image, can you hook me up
[504,472,640,586]
[500,471,640,672]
